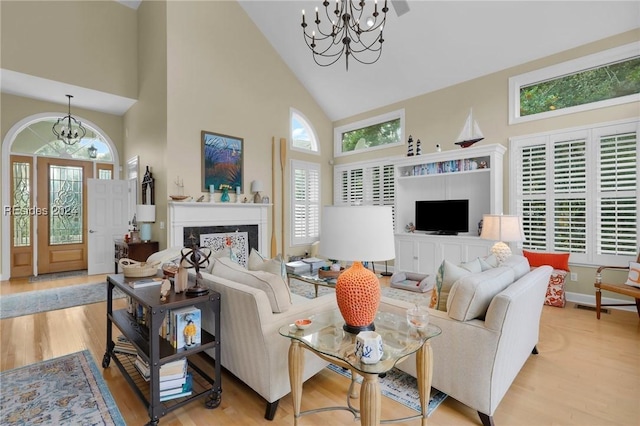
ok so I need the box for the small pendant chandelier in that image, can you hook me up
[52,94,86,145]
[301,0,389,70]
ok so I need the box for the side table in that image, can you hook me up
[279,309,441,426]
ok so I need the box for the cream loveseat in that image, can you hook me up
[192,257,338,420]
[380,255,552,426]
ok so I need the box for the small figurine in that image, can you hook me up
[407,135,414,156]
[175,261,189,293]
[416,139,422,155]
[405,222,416,233]
[479,161,488,169]
[160,279,171,302]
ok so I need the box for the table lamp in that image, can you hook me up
[480,214,525,263]
[136,204,156,242]
[251,180,264,203]
[319,205,395,334]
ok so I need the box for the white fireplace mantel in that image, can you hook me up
[168,202,271,256]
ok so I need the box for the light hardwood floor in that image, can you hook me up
[1,274,639,426]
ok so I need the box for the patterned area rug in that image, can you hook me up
[0,350,125,425]
[0,282,126,320]
[327,364,447,415]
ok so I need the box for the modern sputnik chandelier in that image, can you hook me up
[301,0,389,70]
[52,94,86,145]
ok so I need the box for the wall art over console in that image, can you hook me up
[201,130,244,193]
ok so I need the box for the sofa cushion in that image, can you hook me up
[479,254,499,271]
[247,248,287,280]
[501,255,530,280]
[523,250,570,271]
[204,247,239,273]
[447,267,516,321]
[430,258,482,311]
[212,257,292,313]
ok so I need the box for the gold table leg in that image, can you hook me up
[360,372,382,426]
[288,340,304,426]
[416,341,433,426]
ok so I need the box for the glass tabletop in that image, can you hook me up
[288,272,337,285]
[279,309,441,375]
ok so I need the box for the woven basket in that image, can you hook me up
[119,258,160,278]
[318,267,344,279]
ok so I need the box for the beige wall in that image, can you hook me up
[163,1,333,257]
[0,0,137,99]
[333,29,640,299]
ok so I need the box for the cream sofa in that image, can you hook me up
[379,255,552,426]
[191,258,338,419]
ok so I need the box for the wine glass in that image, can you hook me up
[406,304,430,330]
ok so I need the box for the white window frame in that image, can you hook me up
[333,109,405,158]
[509,118,639,267]
[290,159,321,247]
[508,42,640,125]
[290,108,320,155]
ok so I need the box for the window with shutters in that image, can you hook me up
[290,159,320,246]
[510,119,639,266]
[509,42,640,124]
[334,161,396,226]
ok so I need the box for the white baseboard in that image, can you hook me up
[565,291,636,313]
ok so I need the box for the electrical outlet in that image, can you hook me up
[160,221,165,230]
[570,272,578,282]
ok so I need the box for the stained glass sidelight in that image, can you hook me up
[12,162,31,247]
[49,165,83,245]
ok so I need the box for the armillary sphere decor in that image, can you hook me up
[181,232,212,297]
[52,94,87,145]
[301,0,388,70]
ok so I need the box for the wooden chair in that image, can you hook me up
[594,253,640,319]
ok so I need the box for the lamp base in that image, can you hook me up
[335,261,381,335]
[140,223,152,242]
[343,322,375,334]
[491,241,512,263]
[186,285,209,297]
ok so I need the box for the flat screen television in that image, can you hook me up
[415,199,469,235]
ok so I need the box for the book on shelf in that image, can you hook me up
[128,277,163,289]
[159,376,187,391]
[133,356,187,382]
[159,373,193,402]
[171,306,201,349]
[113,335,138,356]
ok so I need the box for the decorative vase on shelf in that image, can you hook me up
[221,188,230,202]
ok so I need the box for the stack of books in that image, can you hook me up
[286,257,329,274]
[302,257,328,271]
[133,356,193,401]
[113,335,137,356]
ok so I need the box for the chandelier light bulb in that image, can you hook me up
[366,16,374,27]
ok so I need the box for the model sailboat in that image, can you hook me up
[454,109,484,148]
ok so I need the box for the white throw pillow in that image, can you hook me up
[247,248,287,281]
[431,259,481,311]
[501,255,530,280]
[479,254,499,271]
[447,267,515,321]
[212,257,292,313]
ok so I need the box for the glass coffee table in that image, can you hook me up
[279,309,441,426]
[288,272,337,298]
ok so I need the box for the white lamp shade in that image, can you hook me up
[251,180,264,193]
[480,214,524,242]
[136,204,156,222]
[319,206,395,262]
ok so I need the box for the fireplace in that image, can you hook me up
[168,202,270,257]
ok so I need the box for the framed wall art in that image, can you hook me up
[201,130,244,193]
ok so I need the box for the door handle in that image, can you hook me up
[89,229,96,233]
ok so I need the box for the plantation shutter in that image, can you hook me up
[597,131,637,255]
[511,119,638,266]
[552,137,587,253]
[291,160,320,246]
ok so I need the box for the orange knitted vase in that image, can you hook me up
[335,261,381,334]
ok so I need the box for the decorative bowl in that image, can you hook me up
[406,305,430,329]
[318,267,344,279]
[294,319,312,330]
[169,195,189,201]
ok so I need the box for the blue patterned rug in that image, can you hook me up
[0,350,125,425]
[0,282,126,320]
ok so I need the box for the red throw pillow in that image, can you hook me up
[523,250,570,271]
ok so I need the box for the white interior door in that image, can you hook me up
[88,179,129,275]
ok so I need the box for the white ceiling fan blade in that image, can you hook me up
[391,0,410,17]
